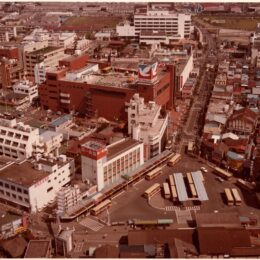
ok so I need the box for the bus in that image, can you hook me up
[168,175,175,187]
[170,185,178,201]
[186,172,193,184]
[143,183,161,199]
[190,184,197,198]
[213,167,232,180]
[231,188,242,206]
[236,179,255,193]
[163,182,171,199]
[145,167,163,181]
[90,199,112,216]
[224,188,234,206]
[167,154,181,167]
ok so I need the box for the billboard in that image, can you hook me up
[138,62,158,81]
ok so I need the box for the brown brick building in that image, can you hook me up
[39,56,175,121]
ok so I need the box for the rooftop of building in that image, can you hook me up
[24,240,51,258]
[107,138,141,160]
[0,160,49,187]
[29,46,61,55]
[0,211,21,226]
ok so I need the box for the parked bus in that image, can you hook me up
[163,182,171,199]
[231,188,242,206]
[213,167,232,180]
[143,183,161,199]
[236,179,255,193]
[190,183,197,198]
[170,185,178,201]
[90,199,112,216]
[167,154,181,167]
[224,188,234,206]
[168,175,175,187]
[186,172,193,184]
[145,167,163,181]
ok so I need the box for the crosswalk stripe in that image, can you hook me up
[80,217,104,231]
[165,206,200,211]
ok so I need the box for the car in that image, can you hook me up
[216,177,224,183]
[200,167,208,173]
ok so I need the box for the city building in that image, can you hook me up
[227,108,258,136]
[24,46,67,78]
[0,26,17,42]
[116,4,191,43]
[81,139,144,191]
[0,155,75,212]
[39,60,175,120]
[12,80,38,103]
[23,28,76,49]
[0,46,24,88]
[24,240,52,258]
[56,185,82,215]
[127,93,168,160]
[0,211,26,239]
[55,228,74,257]
[0,114,40,159]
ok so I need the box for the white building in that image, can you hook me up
[116,6,191,43]
[0,114,40,159]
[116,22,136,38]
[24,46,68,78]
[23,28,76,49]
[13,80,38,102]
[34,62,56,84]
[81,139,144,191]
[127,93,168,161]
[56,185,82,215]
[38,130,63,156]
[0,114,63,160]
[0,155,75,212]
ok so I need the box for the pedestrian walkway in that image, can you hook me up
[79,217,104,232]
[185,206,200,211]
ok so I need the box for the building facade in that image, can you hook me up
[81,139,144,191]
[0,155,75,212]
[127,93,168,160]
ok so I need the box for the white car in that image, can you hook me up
[200,167,208,173]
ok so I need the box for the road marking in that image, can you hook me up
[80,217,104,232]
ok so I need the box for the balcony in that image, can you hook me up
[60,99,70,104]
[60,93,70,98]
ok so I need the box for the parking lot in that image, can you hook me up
[106,154,260,225]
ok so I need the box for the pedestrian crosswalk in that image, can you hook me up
[165,205,200,211]
[79,217,104,232]
[165,206,181,211]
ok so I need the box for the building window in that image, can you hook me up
[23,190,28,194]
[4,183,9,188]
[6,192,10,197]
[17,187,22,192]
[11,185,15,191]
[18,196,23,200]
[12,194,16,199]
[0,182,3,187]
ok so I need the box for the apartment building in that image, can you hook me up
[0,114,63,159]
[24,46,67,78]
[56,185,82,215]
[0,114,40,159]
[0,26,17,42]
[0,155,75,212]
[81,139,144,191]
[127,93,168,160]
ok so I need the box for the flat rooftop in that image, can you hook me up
[0,161,49,187]
[24,240,50,258]
[29,46,61,55]
[107,139,140,161]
